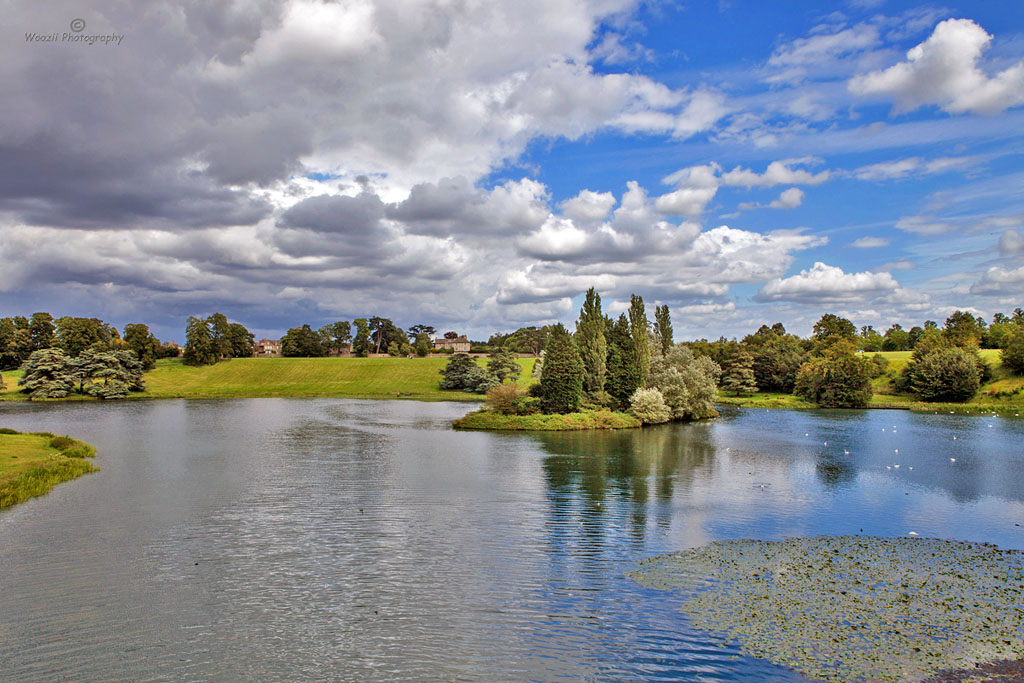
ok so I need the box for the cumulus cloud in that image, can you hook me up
[849,18,1024,115]
[559,190,617,223]
[721,158,830,188]
[970,265,1024,295]
[655,163,721,216]
[852,236,890,248]
[755,262,902,303]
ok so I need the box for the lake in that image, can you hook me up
[1,400,1022,681]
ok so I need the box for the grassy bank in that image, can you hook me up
[0,430,98,509]
[1,356,537,402]
[453,409,640,431]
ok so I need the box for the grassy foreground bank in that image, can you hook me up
[0,430,98,509]
[1,356,537,402]
[453,409,640,431]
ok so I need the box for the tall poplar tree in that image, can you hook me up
[575,287,607,395]
[655,304,673,356]
[628,294,650,388]
[605,314,640,408]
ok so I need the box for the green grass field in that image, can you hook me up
[0,431,98,508]
[137,356,537,401]
[1,356,537,402]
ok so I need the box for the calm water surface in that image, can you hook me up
[1,400,1022,681]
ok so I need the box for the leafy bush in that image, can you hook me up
[485,383,526,415]
[48,435,75,450]
[794,344,873,408]
[903,346,981,402]
[648,345,720,420]
[629,388,671,424]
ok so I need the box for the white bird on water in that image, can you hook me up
[950,458,956,463]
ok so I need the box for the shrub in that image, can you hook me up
[648,345,720,420]
[629,388,671,424]
[904,346,981,402]
[48,435,76,450]
[1001,330,1024,375]
[485,383,526,415]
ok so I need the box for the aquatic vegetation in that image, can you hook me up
[631,535,1024,682]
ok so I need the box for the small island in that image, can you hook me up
[0,429,98,509]
[446,290,719,431]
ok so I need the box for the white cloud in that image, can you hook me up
[770,187,805,209]
[999,229,1024,256]
[876,260,916,271]
[767,24,881,84]
[721,158,830,188]
[895,215,957,236]
[970,265,1024,295]
[738,187,804,211]
[852,236,890,248]
[853,155,980,180]
[559,190,617,223]
[849,18,1024,115]
[756,262,901,303]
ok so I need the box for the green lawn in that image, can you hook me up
[1,356,537,401]
[0,431,98,508]
[137,356,537,401]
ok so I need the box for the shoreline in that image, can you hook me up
[0,430,98,509]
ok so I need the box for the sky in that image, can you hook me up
[2,0,1023,343]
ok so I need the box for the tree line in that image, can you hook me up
[0,312,178,399]
[685,308,1024,407]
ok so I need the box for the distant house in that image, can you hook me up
[255,338,282,356]
[434,335,471,353]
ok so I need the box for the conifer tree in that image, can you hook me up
[486,348,522,383]
[575,287,607,395]
[18,348,75,399]
[539,324,584,414]
[721,350,759,396]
